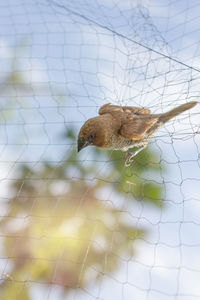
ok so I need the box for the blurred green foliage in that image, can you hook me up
[0,50,164,299]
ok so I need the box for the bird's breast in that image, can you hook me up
[107,134,146,151]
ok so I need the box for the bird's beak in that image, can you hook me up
[77,138,90,152]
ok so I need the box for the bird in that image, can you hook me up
[77,101,197,166]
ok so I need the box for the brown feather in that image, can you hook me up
[98,103,150,116]
[119,115,158,140]
[158,101,197,123]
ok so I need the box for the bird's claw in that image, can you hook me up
[124,146,145,167]
[124,152,135,167]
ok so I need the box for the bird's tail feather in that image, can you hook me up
[159,101,197,124]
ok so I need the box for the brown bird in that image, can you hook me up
[78,101,197,166]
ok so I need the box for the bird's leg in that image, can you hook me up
[124,146,145,167]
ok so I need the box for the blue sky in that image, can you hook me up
[0,0,200,299]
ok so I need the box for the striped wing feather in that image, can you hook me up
[119,115,158,140]
[99,103,151,115]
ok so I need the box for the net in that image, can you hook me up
[0,0,200,299]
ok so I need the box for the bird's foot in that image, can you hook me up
[124,146,145,167]
[124,152,135,167]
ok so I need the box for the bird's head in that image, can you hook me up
[77,117,109,152]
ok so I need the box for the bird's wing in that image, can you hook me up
[119,115,158,140]
[99,103,154,140]
[98,103,151,115]
[121,105,151,115]
[98,103,124,115]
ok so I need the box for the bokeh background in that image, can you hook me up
[0,0,200,299]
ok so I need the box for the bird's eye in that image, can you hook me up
[89,133,95,140]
